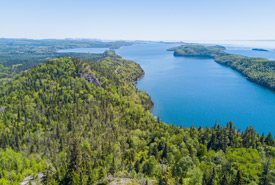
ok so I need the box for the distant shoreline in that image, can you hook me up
[169,44,275,92]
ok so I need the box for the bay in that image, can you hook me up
[59,42,275,134]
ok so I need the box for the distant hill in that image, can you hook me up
[0,38,132,79]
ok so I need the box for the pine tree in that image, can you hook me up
[220,174,228,185]
[42,167,52,185]
[63,137,83,185]
[134,160,141,173]
[158,168,174,185]
[109,157,116,175]
[86,165,94,185]
[234,170,243,185]
[208,133,217,150]
[259,159,271,185]
[98,167,105,180]
[153,144,159,159]
[265,132,275,146]
[145,178,149,185]
[202,178,207,185]
[179,177,184,185]
[162,143,169,159]
[209,168,217,185]
[222,129,229,152]
[260,133,265,145]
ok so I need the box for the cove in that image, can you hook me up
[59,42,275,134]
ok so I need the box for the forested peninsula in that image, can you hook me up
[0,49,275,184]
[169,45,275,91]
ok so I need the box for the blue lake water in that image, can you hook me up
[58,42,275,134]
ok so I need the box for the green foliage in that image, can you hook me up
[0,54,274,184]
[158,168,174,185]
[0,64,10,79]
[226,148,262,183]
[0,148,46,183]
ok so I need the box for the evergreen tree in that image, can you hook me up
[222,129,229,152]
[145,178,149,185]
[202,174,208,185]
[265,132,275,146]
[63,138,83,185]
[134,160,141,173]
[220,175,228,185]
[158,168,174,185]
[162,143,169,159]
[208,168,217,185]
[153,144,159,159]
[260,133,265,145]
[179,177,184,185]
[109,157,116,175]
[259,159,273,185]
[86,166,95,185]
[234,170,243,185]
[42,167,52,185]
[98,167,105,180]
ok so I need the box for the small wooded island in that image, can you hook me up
[169,44,275,91]
[252,48,268,52]
[252,48,269,52]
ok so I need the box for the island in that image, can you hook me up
[169,44,275,91]
[252,48,269,52]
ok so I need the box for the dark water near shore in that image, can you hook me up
[58,42,275,134]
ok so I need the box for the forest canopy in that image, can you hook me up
[0,51,275,184]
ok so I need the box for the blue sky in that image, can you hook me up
[1,0,275,41]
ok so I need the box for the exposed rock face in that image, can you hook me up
[20,173,44,185]
[82,73,101,87]
[77,61,101,87]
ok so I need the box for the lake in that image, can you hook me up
[58,42,275,134]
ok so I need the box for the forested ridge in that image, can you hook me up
[169,45,275,91]
[0,51,275,184]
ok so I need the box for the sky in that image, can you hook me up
[1,0,275,41]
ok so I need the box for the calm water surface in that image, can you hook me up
[225,47,275,60]
[59,42,275,134]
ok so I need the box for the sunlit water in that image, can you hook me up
[58,41,275,134]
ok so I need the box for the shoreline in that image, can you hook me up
[171,45,275,92]
[134,73,145,84]
[134,71,155,113]
[215,60,275,92]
